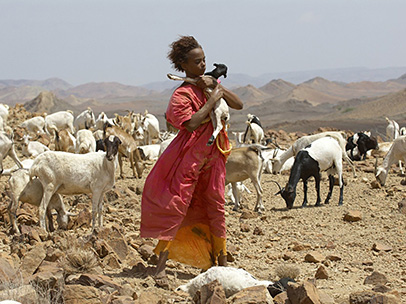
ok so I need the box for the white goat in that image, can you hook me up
[19,116,46,135]
[29,136,121,232]
[158,136,176,157]
[225,145,267,212]
[21,134,49,158]
[95,112,115,131]
[75,129,96,154]
[7,168,72,234]
[263,148,294,174]
[176,266,273,298]
[275,137,344,209]
[140,112,160,145]
[225,182,251,205]
[386,117,400,142]
[0,104,9,126]
[0,132,23,174]
[138,144,160,161]
[45,111,75,135]
[271,131,356,177]
[74,107,96,131]
[167,63,229,147]
[243,114,264,144]
[375,136,406,186]
[231,131,245,148]
[372,141,404,175]
[1,159,34,176]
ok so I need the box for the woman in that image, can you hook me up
[140,35,243,285]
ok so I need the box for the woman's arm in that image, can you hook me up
[220,84,243,110]
[196,75,243,110]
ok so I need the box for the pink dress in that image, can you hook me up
[141,83,227,241]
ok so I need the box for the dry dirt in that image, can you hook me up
[0,108,406,303]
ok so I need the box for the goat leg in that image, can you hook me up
[231,182,240,211]
[302,180,308,207]
[324,175,335,204]
[338,176,344,205]
[314,173,322,206]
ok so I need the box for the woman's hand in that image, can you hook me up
[207,85,223,105]
[196,75,218,90]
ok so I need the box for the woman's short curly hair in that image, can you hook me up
[168,36,202,72]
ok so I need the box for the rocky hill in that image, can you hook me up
[23,91,80,114]
[2,72,406,136]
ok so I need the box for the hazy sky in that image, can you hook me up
[1,0,406,86]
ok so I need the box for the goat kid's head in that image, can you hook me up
[205,63,228,80]
[272,181,296,209]
[104,135,122,161]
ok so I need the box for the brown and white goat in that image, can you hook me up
[103,123,146,178]
[225,145,268,213]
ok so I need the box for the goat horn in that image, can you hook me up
[374,157,378,175]
[269,180,282,192]
[272,148,278,159]
[273,138,282,149]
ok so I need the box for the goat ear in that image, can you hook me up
[274,191,281,196]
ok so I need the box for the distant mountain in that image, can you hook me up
[331,88,406,120]
[24,91,79,114]
[58,82,155,99]
[0,77,72,90]
[0,86,47,105]
[232,85,270,107]
[259,79,296,97]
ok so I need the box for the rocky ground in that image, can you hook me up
[0,106,405,303]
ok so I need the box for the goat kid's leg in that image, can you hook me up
[231,183,240,211]
[324,175,335,204]
[207,108,221,146]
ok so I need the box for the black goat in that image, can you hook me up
[346,132,378,161]
[274,137,344,209]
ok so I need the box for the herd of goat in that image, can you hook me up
[0,101,405,235]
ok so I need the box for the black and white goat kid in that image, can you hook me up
[167,63,229,146]
[274,137,344,209]
[346,132,378,161]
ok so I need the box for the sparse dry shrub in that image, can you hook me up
[58,234,100,276]
[274,264,300,280]
[61,247,99,276]
[31,279,64,304]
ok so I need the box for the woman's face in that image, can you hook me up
[182,47,206,78]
